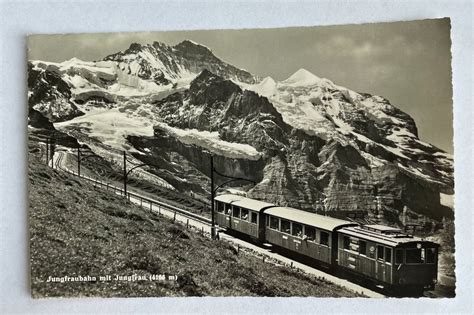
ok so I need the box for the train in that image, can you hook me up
[214,194,439,293]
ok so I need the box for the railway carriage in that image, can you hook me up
[214,193,440,293]
[264,206,356,265]
[214,194,274,240]
[337,224,439,291]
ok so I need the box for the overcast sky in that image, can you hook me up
[28,18,453,153]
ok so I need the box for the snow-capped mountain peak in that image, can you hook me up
[250,76,277,97]
[260,76,276,86]
[103,39,257,86]
[29,39,259,110]
[64,57,84,64]
[174,39,212,52]
[283,68,323,86]
[27,40,454,224]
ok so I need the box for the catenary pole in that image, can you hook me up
[77,147,81,176]
[50,138,55,168]
[123,151,127,197]
[210,155,215,239]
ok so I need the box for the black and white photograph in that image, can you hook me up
[26,19,455,299]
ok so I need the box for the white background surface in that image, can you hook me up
[0,0,472,314]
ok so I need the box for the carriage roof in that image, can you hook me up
[265,206,356,232]
[339,225,439,247]
[214,194,275,212]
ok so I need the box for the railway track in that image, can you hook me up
[54,151,211,226]
[50,150,387,297]
[34,144,445,298]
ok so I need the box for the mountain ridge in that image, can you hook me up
[27,39,454,226]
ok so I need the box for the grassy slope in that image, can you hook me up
[29,147,361,298]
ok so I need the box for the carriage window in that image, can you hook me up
[217,202,224,213]
[241,208,249,221]
[359,240,367,256]
[251,212,258,224]
[292,223,303,237]
[385,247,392,264]
[232,207,240,218]
[368,245,376,258]
[281,220,291,234]
[395,249,404,264]
[320,231,329,246]
[270,216,279,230]
[426,248,436,264]
[343,236,351,250]
[304,226,315,241]
[406,248,424,264]
[225,204,232,215]
[377,245,385,261]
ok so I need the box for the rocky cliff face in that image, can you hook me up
[27,40,454,226]
[139,69,453,224]
[28,63,84,122]
[28,40,258,125]
[103,40,257,85]
[128,128,265,195]
[153,70,291,155]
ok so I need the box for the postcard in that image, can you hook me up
[27,18,454,298]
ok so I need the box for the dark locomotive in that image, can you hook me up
[214,194,439,293]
